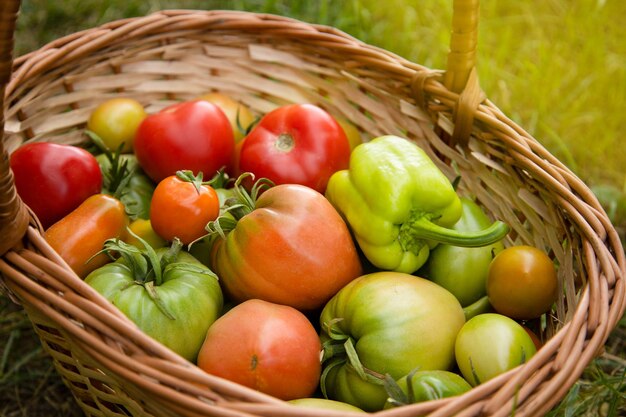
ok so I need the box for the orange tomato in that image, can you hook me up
[45,194,129,278]
[487,245,558,320]
[150,171,220,244]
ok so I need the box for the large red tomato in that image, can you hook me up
[10,142,102,229]
[134,100,234,183]
[237,104,350,193]
[197,299,321,400]
[209,182,362,311]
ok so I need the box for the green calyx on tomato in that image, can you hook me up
[325,135,510,274]
[205,173,275,236]
[85,234,223,361]
[89,131,155,220]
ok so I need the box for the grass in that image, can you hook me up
[2,0,625,415]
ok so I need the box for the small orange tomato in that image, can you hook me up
[487,245,558,320]
[45,194,129,278]
[150,171,220,244]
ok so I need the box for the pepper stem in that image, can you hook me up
[405,216,509,247]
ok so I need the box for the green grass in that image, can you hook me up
[3,0,626,415]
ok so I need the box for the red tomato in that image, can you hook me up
[150,171,220,244]
[209,183,363,311]
[238,104,350,193]
[10,142,102,229]
[134,100,235,183]
[197,299,322,400]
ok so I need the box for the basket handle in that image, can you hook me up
[444,0,484,147]
[0,0,30,256]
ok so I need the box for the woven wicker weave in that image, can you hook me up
[0,1,624,416]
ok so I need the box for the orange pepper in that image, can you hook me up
[45,194,129,278]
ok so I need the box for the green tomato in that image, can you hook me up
[85,241,223,362]
[87,98,146,153]
[455,313,537,386]
[288,398,365,413]
[384,370,472,408]
[96,153,155,220]
[420,197,504,306]
[320,272,465,411]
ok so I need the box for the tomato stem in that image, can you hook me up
[274,133,295,153]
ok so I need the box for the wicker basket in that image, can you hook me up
[0,1,624,416]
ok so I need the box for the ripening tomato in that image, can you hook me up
[209,182,362,311]
[125,219,167,249]
[44,194,129,277]
[319,272,466,411]
[10,142,102,229]
[197,299,322,400]
[238,104,351,193]
[87,98,147,153]
[150,171,220,244]
[134,100,235,183]
[335,116,362,151]
[487,245,558,320]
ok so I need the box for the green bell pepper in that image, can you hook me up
[325,135,509,273]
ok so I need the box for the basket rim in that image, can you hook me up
[1,7,625,417]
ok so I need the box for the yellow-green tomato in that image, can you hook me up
[125,219,167,249]
[88,98,147,153]
[455,313,537,386]
[288,398,365,413]
[320,272,466,411]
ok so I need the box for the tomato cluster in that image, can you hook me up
[9,94,559,412]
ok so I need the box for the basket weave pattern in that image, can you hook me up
[0,4,624,417]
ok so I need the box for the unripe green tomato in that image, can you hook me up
[88,98,147,153]
[420,197,504,306]
[455,313,537,386]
